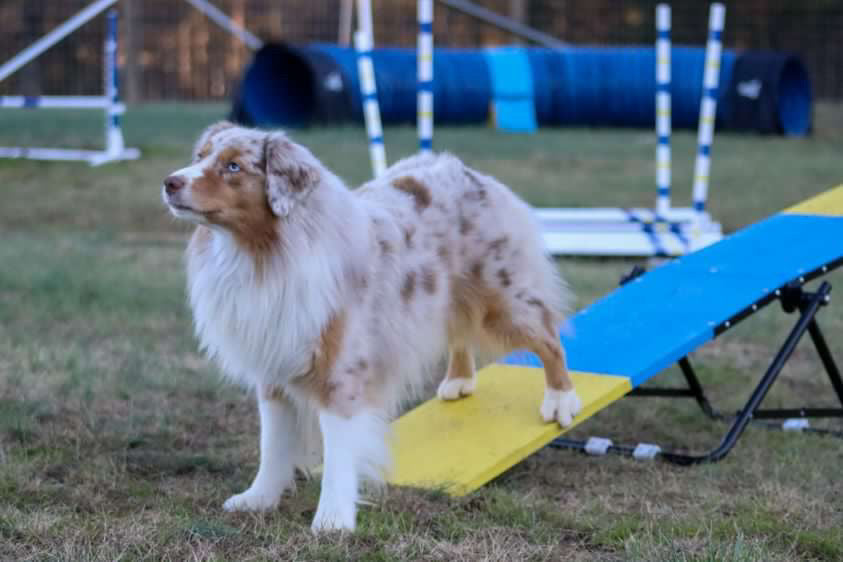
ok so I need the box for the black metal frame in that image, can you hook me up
[551,269,843,465]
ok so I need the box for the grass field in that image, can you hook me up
[1,103,842,561]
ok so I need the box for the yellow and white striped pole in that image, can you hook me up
[354,29,387,177]
[417,0,434,154]
[655,4,671,217]
[692,3,725,224]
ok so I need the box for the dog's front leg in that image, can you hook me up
[224,388,296,511]
[311,409,387,532]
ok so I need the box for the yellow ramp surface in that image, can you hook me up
[389,365,631,495]
[784,184,843,217]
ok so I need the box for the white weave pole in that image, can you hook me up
[354,30,387,177]
[417,0,434,154]
[692,3,726,224]
[655,4,671,217]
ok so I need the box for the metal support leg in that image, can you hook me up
[551,282,841,465]
[807,319,843,408]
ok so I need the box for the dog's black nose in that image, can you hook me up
[164,175,186,195]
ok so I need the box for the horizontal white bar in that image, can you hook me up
[88,147,141,166]
[534,207,712,223]
[543,230,721,256]
[0,96,120,109]
[0,146,137,164]
[540,220,721,235]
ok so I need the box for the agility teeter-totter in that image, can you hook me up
[389,185,843,495]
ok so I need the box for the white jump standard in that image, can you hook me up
[354,29,387,178]
[692,3,726,226]
[0,7,139,166]
[417,0,434,154]
[535,3,726,257]
[655,3,672,217]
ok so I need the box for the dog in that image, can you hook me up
[162,122,581,532]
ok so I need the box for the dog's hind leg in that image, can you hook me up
[533,337,581,427]
[223,386,297,512]
[437,346,477,400]
[482,294,581,427]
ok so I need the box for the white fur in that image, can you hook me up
[223,395,296,511]
[540,388,582,427]
[166,125,577,533]
[311,410,389,532]
[437,376,477,400]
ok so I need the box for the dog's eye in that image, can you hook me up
[226,162,241,173]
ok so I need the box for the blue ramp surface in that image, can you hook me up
[504,210,843,387]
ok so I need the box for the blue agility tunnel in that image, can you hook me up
[230,43,812,136]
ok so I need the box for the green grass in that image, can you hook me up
[1,102,842,560]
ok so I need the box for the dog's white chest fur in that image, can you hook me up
[186,230,339,388]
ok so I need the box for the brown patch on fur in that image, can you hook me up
[194,121,234,160]
[421,266,437,294]
[459,216,473,235]
[187,163,279,270]
[379,239,393,255]
[392,176,432,212]
[404,226,416,249]
[402,271,417,301]
[488,237,508,260]
[262,385,290,402]
[470,262,483,279]
[266,138,319,194]
[349,267,369,293]
[525,297,557,336]
[448,275,572,392]
[463,170,488,202]
[497,268,512,288]
[357,359,369,371]
[294,311,347,405]
[197,141,213,160]
[437,245,451,262]
[445,348,474,379]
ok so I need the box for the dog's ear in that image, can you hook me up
[264,133,320,218]
[193,121,235,160]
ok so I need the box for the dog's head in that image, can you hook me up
[162,122,321,232]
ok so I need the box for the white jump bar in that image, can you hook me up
[0,96,125,111]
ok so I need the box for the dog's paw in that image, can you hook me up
[540,388,582,427]
[311,502,356,533]
[223,488,281,512]
[437,376,476,401]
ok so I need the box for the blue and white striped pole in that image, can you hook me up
[104,9,125,156]
[655,4,671,217]
[354,30,387,177]
[692,3,725,224]
[417,0,434,154]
